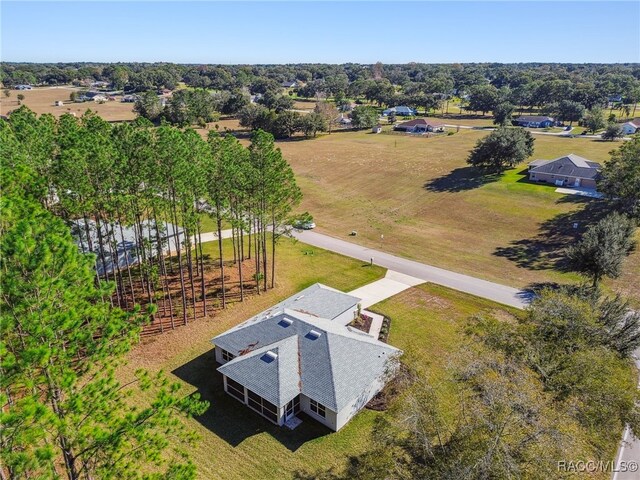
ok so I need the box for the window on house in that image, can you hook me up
[310,399,326,418]
[225,377,245,401]
[221,349,235,362]
[246,389,279,423]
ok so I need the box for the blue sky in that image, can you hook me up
[2,1,639,63]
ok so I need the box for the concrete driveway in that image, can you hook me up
[349,270,425,309]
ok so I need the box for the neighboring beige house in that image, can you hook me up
[621,119,640,135]
[528,154,601,189]
[212,283,401,431]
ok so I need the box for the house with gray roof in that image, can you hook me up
[528,154,601,189]
[513,115,555,128]
[212,284,401,431]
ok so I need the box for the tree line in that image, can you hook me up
[2,106,302,333]
[3,62,639,120]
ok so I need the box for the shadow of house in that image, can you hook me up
[493,197,610,272]
[171,349,330,451]
[424,166,500,193]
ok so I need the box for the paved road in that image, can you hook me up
[612,348,640,480]
[289,229,530,309]
[443,123,632,140]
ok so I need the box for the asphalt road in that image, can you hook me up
[289,229,531,309]
[612,348,640,480]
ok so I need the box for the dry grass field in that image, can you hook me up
[276,129,640,302]
[0,86,137,121]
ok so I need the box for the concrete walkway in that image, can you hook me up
[361,310,385,339]
[555,187,604,199]
[290,229,530,309]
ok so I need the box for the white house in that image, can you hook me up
[620,119,640,135]
[212,284,401,431]
[382,106,417,116]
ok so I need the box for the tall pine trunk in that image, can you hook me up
[216,200,226,308]
[271,213,276,289]
[197,220,207,316]
[171,191,188,325]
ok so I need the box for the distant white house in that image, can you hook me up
[382,106,417,116]
[281,81,298,88]
[213,284,401,431]
[620,119,640,135]
[70,219,183,276]
[15,85,33,90]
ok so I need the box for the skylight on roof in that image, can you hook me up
[261,351,278,363]
[305,330,321,340]
[278,318,293,328]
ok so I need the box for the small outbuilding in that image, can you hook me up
[54,100,64,107]
[372,124,382,134]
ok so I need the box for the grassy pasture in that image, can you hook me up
[275,129,640,302]
[0,86,137,121]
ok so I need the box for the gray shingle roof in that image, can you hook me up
[221,283,360,338]
[218,335,301,407]
[515,115,554,123]
[529,154,601,179]
[213,307,401,411]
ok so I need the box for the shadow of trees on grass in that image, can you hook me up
[425,166,500,193]
[172,349,329,451]
[494,196,610,273]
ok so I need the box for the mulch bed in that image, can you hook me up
[349,313,373,333]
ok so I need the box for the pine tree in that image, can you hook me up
[0,165,208,479]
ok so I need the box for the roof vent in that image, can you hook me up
[261,351,278,363]
[305,330,321,340]
[278,318,293,328]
